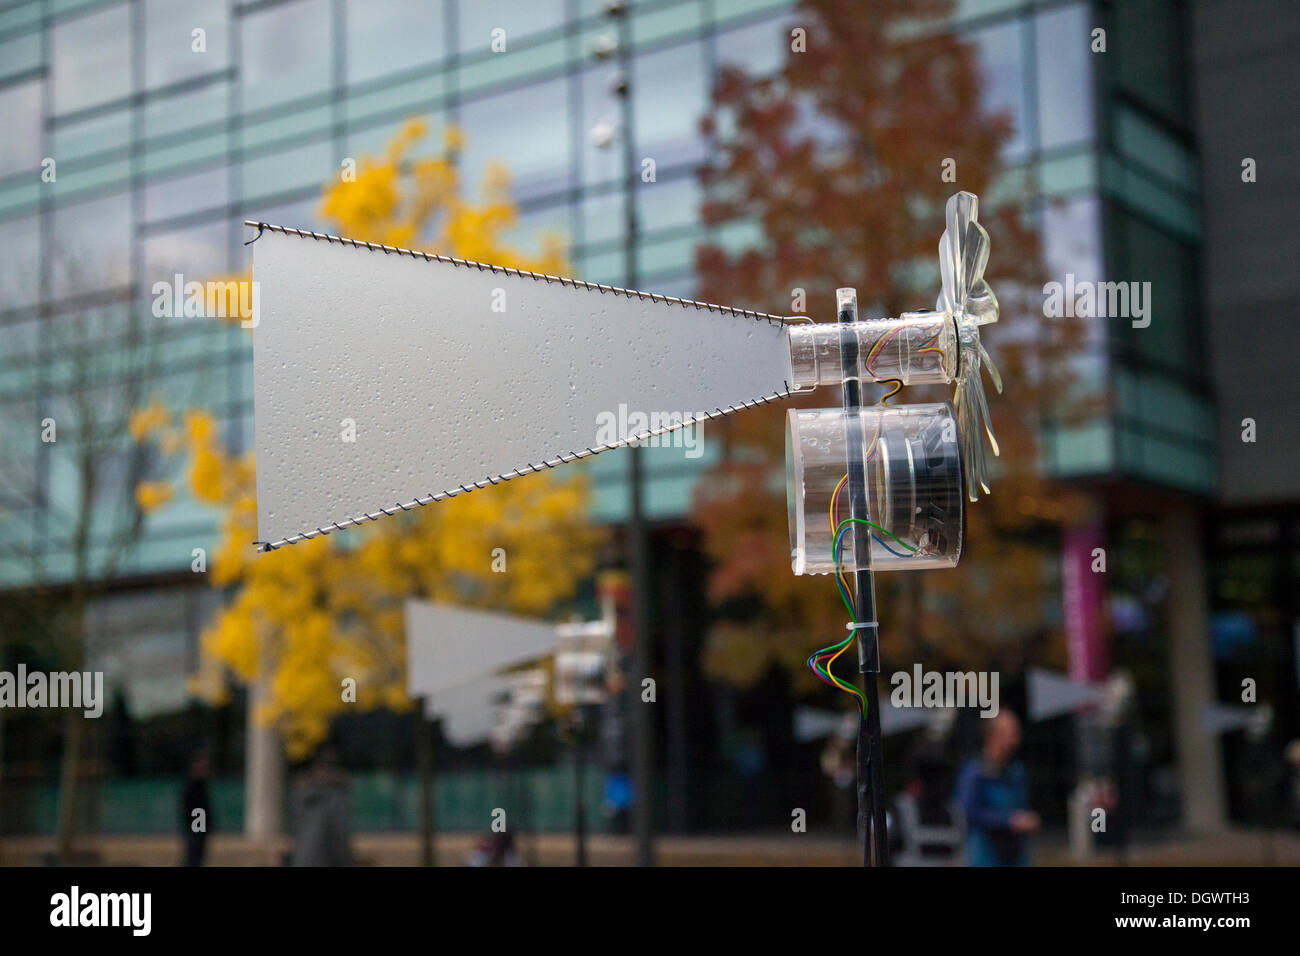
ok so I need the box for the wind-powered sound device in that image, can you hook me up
[245,190,1002,867]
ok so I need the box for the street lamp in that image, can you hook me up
[555,598,616,866]
[587,0,655,869]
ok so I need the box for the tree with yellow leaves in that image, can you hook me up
[134,120,599,760]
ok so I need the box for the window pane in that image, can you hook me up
[1035,3,1094,150]
[970,19,1028,160]
[1114,0,1187,123]
[144,164,230,223]
[51,192,132,296]
[460,76,571,202]
[51,5,132,114]
[143,221,228,304]
[346,0,445,86]
[0,31,43,82]
[637,173,699,235]
[632,40,708,170]
[144,0,230,89]
[144,82,229,139]
[456,0,564,55]
[0,213,40,307]
[242,139,336,202]
[716,15,792,77]
[580,187,623,248]
[346,113,447,161]
[1043,197,1106,393]
[1044,196,1103,284]
[240,0,332,112]
[1113,211,1197,374]
[500,198,570,256]
[50,108,132,162]
[0,80,42,176]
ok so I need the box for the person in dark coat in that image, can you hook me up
[180,750,213,866]
[291,747,355,867]
[955,710,1039,866]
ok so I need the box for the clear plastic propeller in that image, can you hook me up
[937,191,1001,501]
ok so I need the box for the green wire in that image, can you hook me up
[835,516,918,555]
[824,517,917,715]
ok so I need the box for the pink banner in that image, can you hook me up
[1061,523,1109,683]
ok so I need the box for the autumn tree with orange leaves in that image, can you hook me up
[692,0,1088,697]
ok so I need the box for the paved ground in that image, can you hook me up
[2,827,1297,866]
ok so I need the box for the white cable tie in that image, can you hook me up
[845,621,879,631]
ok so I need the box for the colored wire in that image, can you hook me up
[828,473,848,548]
[809,323,946,712]
[807,633,861,708]
[836,516,919,558]
[866,320,949,381]
[918,322,948,369]
[865,323,905,374]
[824,636,864,714]
[832,518,917,615]
[806,634,855,694]
[806,518,919,716]
[873,533,914,559]
[834,383,892,542]
[810,358,929,717]
[863,417,882,464]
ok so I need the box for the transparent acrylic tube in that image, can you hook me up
[787,312,957,389]
[786,403,964,574]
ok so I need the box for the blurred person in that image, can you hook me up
[291,747,355,867]
[180,750,213,867]
[819,718,856,831]
[730,727,766,828]
[465,831,522,867]
[892,741,962,865]
[955,710,1039,866]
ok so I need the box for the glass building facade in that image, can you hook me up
[0,0,1212,572]
[0,0,1227,831]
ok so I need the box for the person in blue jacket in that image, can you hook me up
[956,709,1040,866]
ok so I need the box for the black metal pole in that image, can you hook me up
[415,703,436,867]
[574,709,588,867]
[611,1,655,869]
[836,288,890,867]
[664,543,690,833]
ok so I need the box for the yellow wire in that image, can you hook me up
[919,322,947,370]
[829,370,902,596]
[825,632,861,706]
[829,473,850,597]
[864,329,889,369]
[829,473,848,538]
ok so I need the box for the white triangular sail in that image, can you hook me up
[250,224,794,550]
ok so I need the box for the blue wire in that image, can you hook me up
[872,533,913,558]
[832,526,913,610]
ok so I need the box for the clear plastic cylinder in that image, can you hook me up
[786,403,964,574]
[787,312,957,389]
